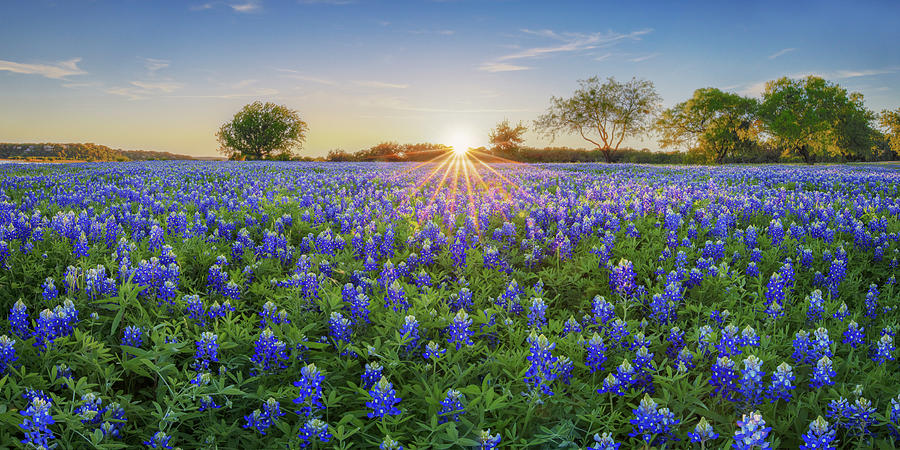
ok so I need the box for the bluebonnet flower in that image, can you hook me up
[259,301,290,328]
[810,356,836,389]
[199,395,221,412]
[329,312,352,352]
[561,315,582,337]
[194,331,219,371]
[144,431,173,448]
[298,418,331,448]
[865,284,880,319]
[385,281,409,312]
[584,333,607,373]
[74,392,104,426]
[42,278,58,302]
[524,332,561,397]
[872,333,895,364]
[766,362,795,403]
[732,411,771,449]
[591,295,615,326]
[250,328,289,374]
[243,398,285,435]
[738,355,765,408]
[587,432,620,450]
[675,347,695,373]
[698,325,715,359]
[629,394,679,446]
[479,429,501,450]
[800,416,837,450]
[610,258,636,298]
[20,392,55,449]
[446,310,474,350]
[349,291,371,325]
[527,297,547,329]
[438,389,465,423]
[74,232,90,258]
[826,258,846,298]
[608,318,630,349]
[806,289,825,323]
[366,376,401,418]
[380,435,404,450]
[423,341,446,362]
[631,346,655,394]
[717,325,742,357]
[842,321,865,349]
[741,326,760,348]
[746,262,759,278]
[841,397,878,439]
[450,287,473,312]
[763,273,785,321]
[398,315,420,353]
[832,302,849,322]
[792,330,814,365]
[812,327,833,360]
[9,300,29,339]
[293,363,325,416]
[688,417,719,446]
[710,356,736,401]
[665,327,685,360]
[361,362,383,389]
[121,325,143,348]
[0,335,17,374]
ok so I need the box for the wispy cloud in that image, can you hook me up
[130,80,183,93]
[353,80,409,89]
[501,28,651,61]
[478,62,531,73]
[277,69,338,85]
[768,47,795,60]
[298,0,355,4]
[0,57,87,79]
[143,58,170,72]
[479,28,652,72]
[594,53,613,61]
[231,1,261,12]
[629,52,661,62]
[167,87,279,99]
[190,3,215,11]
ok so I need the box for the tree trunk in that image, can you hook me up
[798,145,813,165]
[601,147,613,163]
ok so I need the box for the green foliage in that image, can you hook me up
[216,102,309,160]
[655,88,759,163]
[534,77,662,162]
[489,119,528,152]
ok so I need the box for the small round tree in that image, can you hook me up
[216,101,308,160]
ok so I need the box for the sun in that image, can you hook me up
[444,127,480,156]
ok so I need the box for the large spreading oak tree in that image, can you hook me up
[534,76,660,162]
[655,88,759,163]
[217,101,308,160]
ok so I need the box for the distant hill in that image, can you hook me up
[0,142,195,161]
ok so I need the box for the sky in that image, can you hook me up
[1,0,899,158]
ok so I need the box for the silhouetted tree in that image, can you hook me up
[489,119,527,152]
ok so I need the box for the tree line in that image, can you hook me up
[218,78,900,164]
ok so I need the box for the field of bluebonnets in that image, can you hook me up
[1,160,899,449]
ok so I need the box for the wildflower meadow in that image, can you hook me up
[1,160,899,449]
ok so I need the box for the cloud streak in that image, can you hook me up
[143,58,170,72]
[479,28,652,72]
[353,80,409,89]
[0,58,87,79]
[768,48,795,59]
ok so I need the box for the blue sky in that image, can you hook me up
[1,0,898,157]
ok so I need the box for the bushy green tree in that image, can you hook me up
[534,76,661,163]
[879,108,900,158]
[759,76,874,163]
[216,101,308,160]
[655,88,758,163]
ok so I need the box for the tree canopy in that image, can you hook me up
[759,76,875,164]
[879,108,900,157]
[655,88,758,163]
[489,119,528,152]
[216,102,308,160]
[534,76,661,162]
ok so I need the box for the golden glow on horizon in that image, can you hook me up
[444,127,480,156]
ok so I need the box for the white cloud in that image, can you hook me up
[478,62,531,73]
[231,1,261,12]
[130,80,183,93]
[0,57,87,79]
[594,53,613,61]
[768,47,795,59]
[629,52,661,63]
[143,58,170,72]
[353,80,409,89]
[499,28,652,61]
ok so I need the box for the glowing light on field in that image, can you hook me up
[443,127,480,156]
